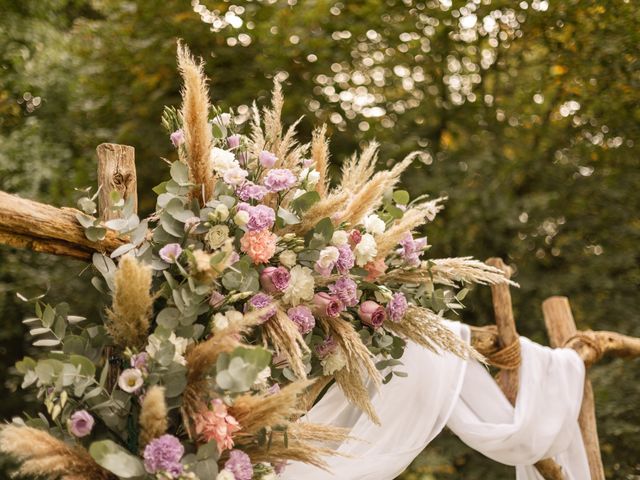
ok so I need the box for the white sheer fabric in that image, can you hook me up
[281,321,589,480]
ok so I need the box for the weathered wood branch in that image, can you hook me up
[97,143,137,220]
[0,191,124,261]
[543,296,605,480]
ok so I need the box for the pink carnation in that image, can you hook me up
[240,229,277,264]
[364,258,387,281]
[263,168,296,192]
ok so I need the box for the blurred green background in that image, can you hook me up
[1,0,638,478]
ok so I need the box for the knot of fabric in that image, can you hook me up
[563,332,603,364]
[487,339,522,370]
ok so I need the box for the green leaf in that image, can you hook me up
[196,439,219,461]
[75,212,96,228]
[156,308,180,329]
[85,226,107,242]
[290,190,320,214]
[393,190,410,205]
[89,440,145,478]
[69,354,96,376]
[170,161,190,186]
[153,181,168,195]
[194,458,219,479]
[315,217,334,242]
[77,197,97,214]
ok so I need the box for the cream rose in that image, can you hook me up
[354,233,378,266]
[282,265,315,306]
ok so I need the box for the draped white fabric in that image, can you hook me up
[280,321,589,480]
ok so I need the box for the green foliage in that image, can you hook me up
[0,0,638,478]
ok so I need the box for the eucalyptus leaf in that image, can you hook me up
[89,440,145,478]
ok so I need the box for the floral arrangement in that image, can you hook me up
[0,44,510,480]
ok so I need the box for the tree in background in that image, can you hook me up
[1,0,638,478]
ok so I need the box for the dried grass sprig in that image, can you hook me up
[339,142,379,193]
[230,380,311,437]
[105,255,153,350]
[386,306,484,362]
[139,385,168,450]
[321,315,381,387]
[334,368,380,425]
[311,125,330,197]
[262,308,309,379]
[290,191,350,235]
[177,42,215,204]
[263,80,284,149]
[0,425,114,480]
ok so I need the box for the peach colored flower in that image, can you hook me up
[240,229,277,264]
[195,399,241,453]
[364,258,387,281]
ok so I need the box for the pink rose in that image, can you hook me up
[358,300,386,329]
[313,292,344,318]
[240,229,277,264]
[260,266,290,293]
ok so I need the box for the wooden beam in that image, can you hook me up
[543,296,605,480]
[485,258,564,480]
[0,191,124,261]
[96,143,137,220]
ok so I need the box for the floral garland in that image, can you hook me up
[0,44,510,480]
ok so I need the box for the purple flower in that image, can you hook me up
[246,204,276,231]
[328,277,359,307]
[260,266,290,293]
[209,291,226,308]
[143,434,184,478]
[224,450,253,480]
[398,232,427,267]
[227,134,241,149]
[258,150,278,168]
[248,293,276,321]
[131,352,149,371]
[263,168,296,192]
[387,292,408,323]
[335,245,355,274]
[358,300,386,329]
[170,129,184,148]
[68,410,94,438]
[287,305,315,334]
[159,243,183,264]
[313,292,344,318]
[315,336,337,358]
[236,182,269,202]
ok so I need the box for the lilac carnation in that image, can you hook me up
[315,336,338,358]
[68,410,94,438]
[143,434,184,478]
[248,293,276,321]
[328,277,359,307]
[259,150,277,168]
[224,450,253,480]
[263,168,296,192]
[236,202,275,231]
[398,232,427,266]
[236,181,268,201]
[335,245,355,274]
[260,266,290,293]
[287,305,315,335]
[387,292,408,322]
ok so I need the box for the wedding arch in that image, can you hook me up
[0,45,639,480]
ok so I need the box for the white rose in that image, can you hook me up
[279,249,297,268]
[364,214,386,235]
[322,349,346,375]
[206,225,230,249]
[216,470,235,480]
[210,147,238,173]
[307,169,320,187]
[282,265,315,306]
[331,230,349,246]
[298,167,310,181]
[222,166,248,186]
[214,203,230,221]
[234,210,250,227]
[354,233,378,266]
[317,246,340,269]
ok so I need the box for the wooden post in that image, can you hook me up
[96,143,137,220]
[485,257,519,403]
[486,258,564,480]
[543,296,605,480]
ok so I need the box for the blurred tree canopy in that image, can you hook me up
[0,0,638,478]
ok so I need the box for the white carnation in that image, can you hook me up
[216,470,235,480]
[279,249,297,268]
[331,230,349,246]
[222,166,248,186]
[282,265,315,306]
[364,214,386,235]
[317,246,340,269]
[210,147,238,173]
[252,366,271,389]
[354,233,378,266]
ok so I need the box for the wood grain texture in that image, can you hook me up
[96,143,137,220]
[0,191,124,260]
[543,296,605,480]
